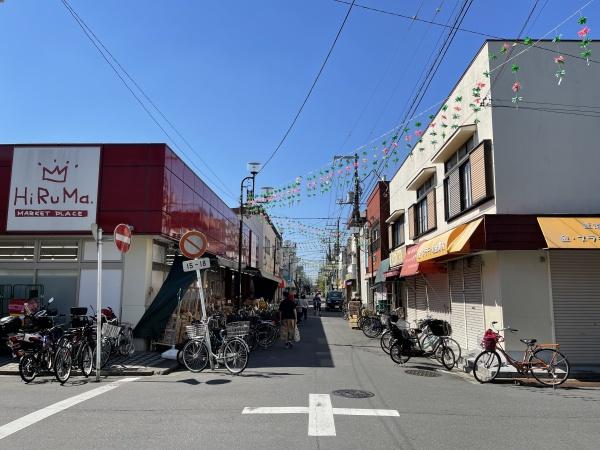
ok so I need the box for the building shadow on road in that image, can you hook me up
[247,310,337,369]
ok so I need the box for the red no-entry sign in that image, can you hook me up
[114,223,132,254]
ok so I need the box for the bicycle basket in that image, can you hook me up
[429,320,452,337]
[226,321,250,338]
[481,329,497,351]
[186,323,207,340]
[101,323,121,339]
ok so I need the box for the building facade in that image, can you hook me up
[386,40,600,367]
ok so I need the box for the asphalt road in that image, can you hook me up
[1,309,599,449]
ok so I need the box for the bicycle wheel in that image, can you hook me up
[222,338,249,374]
[439,347,456,371]
[529,348,570,386]
[472,351,501,383]
[92,338,111,369]
[19,354,38,383]
[389,342,410,365]
[363,319,383,338]
[442,337,462,362]
[79,343,93,377]
[118,327,135,357]
[54,347,72,384]
[182,339,209,373]
[256,324,275,349]
[380,329,393,354]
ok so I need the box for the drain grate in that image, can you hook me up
[405,369,441,378]
[332,389,375,399]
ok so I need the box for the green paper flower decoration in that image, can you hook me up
[523,37,533,46]
[579,16,587,25]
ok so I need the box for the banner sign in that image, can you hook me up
[7,146,101,231]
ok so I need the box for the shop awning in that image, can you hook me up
[400,244,444,277]
[384,268,401,279]
[259,270,281,284]
[416,218,484,262]
[374,259,390,284]
[537,217,600,248]
[215,256,237,270]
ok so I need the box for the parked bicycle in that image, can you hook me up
[181,320,250,374]
[472,321,570,386]
[56,307,96,378]
[388,319,456,370]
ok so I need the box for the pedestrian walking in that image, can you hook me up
[299,295,309,322]
[279,292,297,348]
[313,292,322,316]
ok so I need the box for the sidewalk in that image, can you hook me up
[0,351,179,376]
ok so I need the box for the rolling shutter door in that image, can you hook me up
[415,275,428,323]
[405,277,417,324]
[424,272,450,322]
[449,260,467,350]
[550,250,600,365]
[463,256,484,351]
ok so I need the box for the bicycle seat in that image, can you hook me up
[520,339,537,346]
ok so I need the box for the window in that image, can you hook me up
[370,221,381,254]
[0,241,35,261]
[444,139,493,221]
[408,175,436,239]
[264,237,271,255]
[40,241,79,261]
[391,216,405,248]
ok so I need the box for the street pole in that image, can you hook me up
[237,174,255,308]
[352,153,363,301]
[197,268,214,369]
[95,227,103,382]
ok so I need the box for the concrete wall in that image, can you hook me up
[389,42,496,243]
[490,41,600,214]
[480,251,503,331]
[497,250,553,352]
[121,235,153,326]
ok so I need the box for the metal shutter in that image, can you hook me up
[550,250,600,365]
[405,277,417,325]
[426,189,436,232]
[464,256,485,351]
[415,275,428,323]
[449,260,467,350]
[424,272,450,322]
[408,205,415,239]
[446,170,461,219]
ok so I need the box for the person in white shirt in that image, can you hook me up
[298,295,309,323]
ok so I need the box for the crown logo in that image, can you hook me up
[38,160,78,183]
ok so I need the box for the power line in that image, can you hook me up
[260,0,356,172]
[60,0,237,202]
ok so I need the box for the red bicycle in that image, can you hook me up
[472,321,570,386]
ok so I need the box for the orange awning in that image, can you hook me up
[400,244,444,277]
[416,218,483,262]
[537,217,600,249]
[448,218,484,253]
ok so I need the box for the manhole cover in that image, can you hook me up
[405,369,441,378]
[332,389,375,399]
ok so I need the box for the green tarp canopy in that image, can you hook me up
[133,254,196,339]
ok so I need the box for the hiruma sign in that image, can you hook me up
[7,146,101,231]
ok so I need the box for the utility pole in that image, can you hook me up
[352,153,363,300]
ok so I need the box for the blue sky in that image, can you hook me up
[1,0,598,276]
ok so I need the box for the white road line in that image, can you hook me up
[0,377,139,440]
[243,407,309,414]
[308,393,336,437]
[332,408,400,417]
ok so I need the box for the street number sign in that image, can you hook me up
[179,230,208,259]
[114,223,132,254]
[182,257,211,272]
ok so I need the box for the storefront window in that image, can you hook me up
[39,241,79,261]
[36,270,79,318]
[0,241,35,261]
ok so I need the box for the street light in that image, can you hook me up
[237,162,261,307]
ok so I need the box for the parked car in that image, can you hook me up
[325,291,344,311]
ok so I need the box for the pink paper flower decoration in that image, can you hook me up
[391,142,398,149]
[476,81,486,89]
[554,55,565,64]
[578,26,590,38]
[405,135,412,142]
[512,81,521,92]
[415,130,424,137]
[503,42,510,51]
[430,122,436,128]
[454,106,462,112]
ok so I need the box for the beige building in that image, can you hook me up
[387,40,600,367]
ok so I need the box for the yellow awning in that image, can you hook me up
[448,218,484,253]
[416,224,467,262]
[537,217,600,249]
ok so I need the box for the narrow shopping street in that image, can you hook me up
[1,310,599,450]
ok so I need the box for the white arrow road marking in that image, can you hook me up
[243,393,400,437]
[0,377,139,440]
[115,233,131,244]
